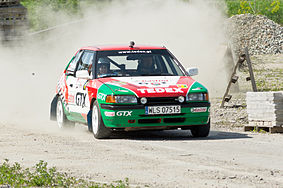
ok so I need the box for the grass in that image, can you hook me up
[254,68,283,91]
[251,127,268,133]
[239,62,283,92]
[0,159,129,188]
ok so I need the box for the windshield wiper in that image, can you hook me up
[139,73,174,76]
[98,74,126,78]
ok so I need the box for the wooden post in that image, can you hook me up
[220,55,245,108]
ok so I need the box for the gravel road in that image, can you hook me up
[0,122,282,188]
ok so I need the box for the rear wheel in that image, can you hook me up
[190,120,210,137]
[56,97,74,128]
[92,101,111,139]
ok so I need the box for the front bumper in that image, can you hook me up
[100,102,210,129]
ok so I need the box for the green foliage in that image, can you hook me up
[226,0,283,24]
[0,159,130,187]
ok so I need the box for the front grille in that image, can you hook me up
[163,118,185,123]
[138,118,161,124]
[139,97,180,105]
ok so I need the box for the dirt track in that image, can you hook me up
[0,122,282,188]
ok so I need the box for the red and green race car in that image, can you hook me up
[50,42,210,139]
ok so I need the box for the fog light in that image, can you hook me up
[178,96,185,103]
[140,97,147,104]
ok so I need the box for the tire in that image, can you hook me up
[190,120,210,137]
[56,97,75,128]
[91,101,111,139]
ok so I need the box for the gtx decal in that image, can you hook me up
[76,92,87,107]
[116,111,132,117]
[97,93,107,101]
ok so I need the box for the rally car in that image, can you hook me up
[50,42,210,139]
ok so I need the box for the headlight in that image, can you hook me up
[106,95,137,103]
[187,93,209,101]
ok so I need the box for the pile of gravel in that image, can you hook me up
[227,14,283,55]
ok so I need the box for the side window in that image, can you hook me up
[66,50,83,73]
[161,56,174,74]
[172,59,185,75]
[77,51,94,72]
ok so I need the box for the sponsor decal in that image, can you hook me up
[112,77,180,88]
[111,80,128,85]
[68,95,75,103]
[141,79,168,83]
[115,89,129,93]
[116,111,132,116]
[118,50,152,54]
[104,111,115,117]
[76,92,87,107]
[138,81,167,86]
[177,84,188,88]
[191,107,207,113]
[97,93,107,101]
[192,87,203,91]
[83,80,89,90]
[151,82,161,86]
[137,88,184,94]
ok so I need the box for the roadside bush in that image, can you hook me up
[0,159,129,187]
[225,0,283,24]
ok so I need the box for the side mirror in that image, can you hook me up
[186,67,198,76]
[76,70,92,80]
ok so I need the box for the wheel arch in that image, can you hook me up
[87,97,97,132]
[90,97,97,111]
[50,94,59,121]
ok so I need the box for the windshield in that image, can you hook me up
[95,49,185,78]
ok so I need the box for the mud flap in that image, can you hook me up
[87,110,92,132]
[50,95,58,121]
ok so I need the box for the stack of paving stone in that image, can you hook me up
[246,92,283,127]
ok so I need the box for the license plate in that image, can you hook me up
[145,105,181,115]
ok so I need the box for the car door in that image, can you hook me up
[62,50,83,116]
[70,50,95,122]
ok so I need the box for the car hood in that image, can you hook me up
[98,76,207,97]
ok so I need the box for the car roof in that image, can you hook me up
[80,45,167,51]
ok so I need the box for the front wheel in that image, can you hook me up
[190,120,210,137]
[92,101,111,139]
[56,97,75,128]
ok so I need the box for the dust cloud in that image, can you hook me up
[0,0,228,129]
